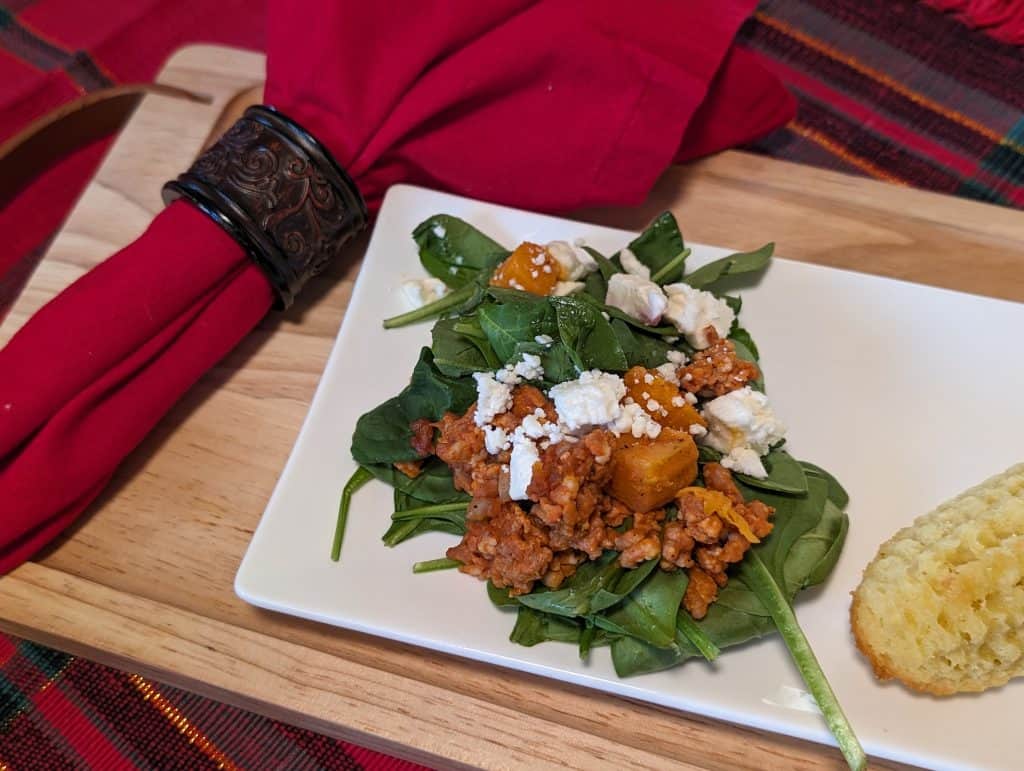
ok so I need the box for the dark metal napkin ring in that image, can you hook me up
[163,105,368,309]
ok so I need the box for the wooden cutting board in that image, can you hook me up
[2,43,1023,770]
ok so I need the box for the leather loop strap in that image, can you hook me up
[163,105,368,309]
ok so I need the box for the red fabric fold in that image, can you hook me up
[924,0,1024,45]
[0,0,795,573]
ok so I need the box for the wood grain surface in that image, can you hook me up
[3,44,1023,770]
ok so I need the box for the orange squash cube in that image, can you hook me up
[609,428,698,512]
[623,365,706,432]
[490,242,559,295]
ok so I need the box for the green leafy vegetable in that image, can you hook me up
[621,212,687,284]
[729,327,759,360]
[683,243,774,290]
[343,212,861,768]
[413,214,510,288]
[331,466,374,561]
[413,557,461,573]
[551,296,628,372]
[351,348,474,466]
[739,553,866,771]
[735,449,809,496]
[430,316,501,375]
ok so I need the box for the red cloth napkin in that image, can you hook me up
[0,0,794,573]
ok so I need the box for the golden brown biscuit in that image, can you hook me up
[851,463,1024,695]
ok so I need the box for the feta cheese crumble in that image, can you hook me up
[552,280,585,296]
[662,283,735,349]
[472,371,513,426]
[546,240,598,280]
[618,247,651,279]
[400,277,449,309]
[604,274,667,326]
[656,362,680,385]
[509,430,540,499]
[700,387,785,478]
[483,425,510,454]
[534,334,554,346]
[720,447,767,478]
[549,370,626,430]
[609,401,662,439]
[512,353,544,382]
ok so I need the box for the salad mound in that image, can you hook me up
[339,212,865,770]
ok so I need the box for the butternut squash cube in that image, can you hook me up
[623,365,706,432]
[610,428,698,513]
[490,242,559,295]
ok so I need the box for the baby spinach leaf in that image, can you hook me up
[683,242,774,291]
[511,606,583,646]
[478,295,557,362]
[800,462,850,509]
[363,459,465,504]
[735,449,809,496]
[351,397,415,464]
[516,552,621,617]
[729,327,759,360]
[792,500,849,591]
[413,214,510,288]
[431,317,499,375]
[737,553,866,770]
[730,337,764,392]
[739,475,829,583]
[620,212,687,284]
[584,270,607,302]
[487,581,520,608]
[610,321,677,369]
[404,350,477,420]
[588,558,659,613]
[594,569,689,649]
[352,348,475,466]
[550,296,628,372]
[583,246,619,280]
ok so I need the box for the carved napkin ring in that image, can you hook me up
[163,105,368,309]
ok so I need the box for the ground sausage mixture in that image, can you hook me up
[405,339,774,620]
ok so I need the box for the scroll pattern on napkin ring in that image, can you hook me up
[162,105,368,309]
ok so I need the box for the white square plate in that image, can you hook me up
[237,184,1024,771]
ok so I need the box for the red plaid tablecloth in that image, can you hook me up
[1,0,1021,768]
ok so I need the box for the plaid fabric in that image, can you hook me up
[1,0,1022,768]
[0,635,428,771]
[737,0,1024,206]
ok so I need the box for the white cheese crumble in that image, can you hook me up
[534,334,553,346]
[689,423,707,437]
[666,350,688,366]
[700,387,785,474]
[472,371,513,427]
[662,283,735,349]
[618,247,651,279]
[400,277,449,309]
[512,353,544,382]
[684,392,697,405]
[609,401,662,439]
[549,370,626,430]
[671,395,685,408]
[720,446,767,477]
[483,425,510,454]
[656,362,680,385]
[553,280,585,296]
[509,430,540,499]
[546,240,598,280]
[604,274,667,325]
